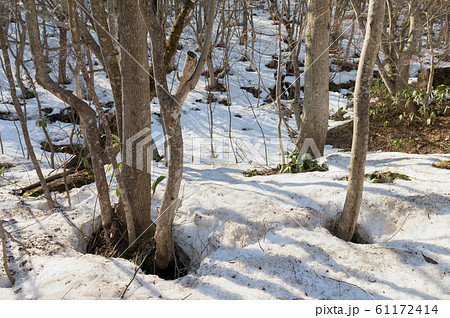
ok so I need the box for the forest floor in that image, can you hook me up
[1,150,450,299]
[327,104,450,154]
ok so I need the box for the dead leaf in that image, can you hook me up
[422,253,438,264]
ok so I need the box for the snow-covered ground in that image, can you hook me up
[1,5,450,301]
[1,149,449,299]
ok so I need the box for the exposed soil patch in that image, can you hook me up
[40,141,83,155]
[243,159,328,177]
[417,67,450,88]
[335,61,358,72]
[327,106,450,154]
[205,83,227,93]
[329,108,350,121]
[240,86,261,98]
[243,167,278,177]
[350,228,371,244]
[47,107,80,124]
[329,80,355,92]
[218,98,230,106]
[0,110,18,121]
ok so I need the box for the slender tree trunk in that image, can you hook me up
[20,58,57,169]
[58,26,68,84]
[291,3,305,130]
[0,9,55,210]
[424,15,436,107]
[0,220,15,285]
[89,0,124,142]
[335,0,386,241]
[296,0,330,158]
[276,6,285,166]
[139,0,216,271]
[350,0,396,96]
[241,0,249,57]
[23,0,113,235]
[206,51,218,90]
[343,17,355,64]
[67,0,136,244]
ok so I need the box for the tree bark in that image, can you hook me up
[0,220,15,285]
[118,0,152,238]
[296,0,330,158]
[276,6,285,166]
[335,0,386,241]
[89,0,124,141]
[58,26,69,84]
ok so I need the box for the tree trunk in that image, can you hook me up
[139,0,216,271]
[276,6,285,166]
[23,0,113,236]
[0,7,54,209]
[67,0,136,244]
[241,0,248,57]
[118,0,152,238]
[335,0,386,241]
[58,26,68,84]
[89,0,124,141]
[154,117,183,269]
[350,0,396,96]
[206,51,218,90]
[296,0,330,158]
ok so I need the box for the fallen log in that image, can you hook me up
[14,169,94,197]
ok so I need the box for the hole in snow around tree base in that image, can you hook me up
[85,222,190,280]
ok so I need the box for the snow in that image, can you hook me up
[1,149,449,300]
[1,4,450,301]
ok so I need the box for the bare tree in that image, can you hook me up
[0,219,15,285]
[335,0,386,241]
[139,0,216,271]
[117,0,152,242]
[296,0,330,158]
[66,0,137,243]
[23,0,113,239]
[0,4,54,209]
[381,0,423,95]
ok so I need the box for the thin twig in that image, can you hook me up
[2,226,31,255]
[58,208,88,240]
[0,132,4,154]
[120,254,148,299]
[182,292,192,300]
[314,270,373,297]
[384,214,410,242]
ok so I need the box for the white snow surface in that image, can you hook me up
[1,150,449,300]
